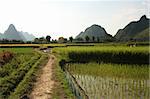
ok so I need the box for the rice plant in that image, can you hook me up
[53,46,149,98]
[67,63,149,99]
[53,46,149,64]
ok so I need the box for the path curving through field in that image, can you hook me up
[30,55,55,99]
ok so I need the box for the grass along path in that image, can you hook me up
[29,55,55,99]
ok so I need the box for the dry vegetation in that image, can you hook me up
[0,51,14,66]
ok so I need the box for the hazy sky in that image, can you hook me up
[0,0,149,39]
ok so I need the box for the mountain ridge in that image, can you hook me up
[114,15,150,41]
[0,24,35,41]
[75,24,114,42]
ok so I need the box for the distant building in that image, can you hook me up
[58,37,67,43]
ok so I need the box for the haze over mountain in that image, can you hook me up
[20,31,36,41]
[4,24,26,41]
[0,24,35,41]
[0,33,4,39]
[76,24,113,42]
[114,15,150,42]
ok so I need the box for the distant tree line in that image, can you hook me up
[75,35,115,43]
[0,35,115,44]
[0,35,75,44]
[0,39,25,44]
[33,35,74,44]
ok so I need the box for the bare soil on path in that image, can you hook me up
[30,55,55,99]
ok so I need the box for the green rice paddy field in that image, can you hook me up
[53,46,150,99]
[0,45,149,99]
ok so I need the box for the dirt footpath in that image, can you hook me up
[30,55,55,99]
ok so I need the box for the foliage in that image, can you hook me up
[85,36,90,42]
[0,54,40,98]
[69,36,73,42]
[67,63,149,79]
[0,39,25,44]
[0,48,49,98]
[9,54,48,99]
[46,35,51,42]
[0,51,14,66]
[53,46,149,64]
[92,36,95,42]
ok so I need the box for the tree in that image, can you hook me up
[46,35,51,42]
[77,38,83,41]
[69,36,73,42]
[97,37,100,42]
[37,37,46,44]
[85,36,90,42]
[64,38,68,43]
[92,36,95,42]
[34,38,39,43]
